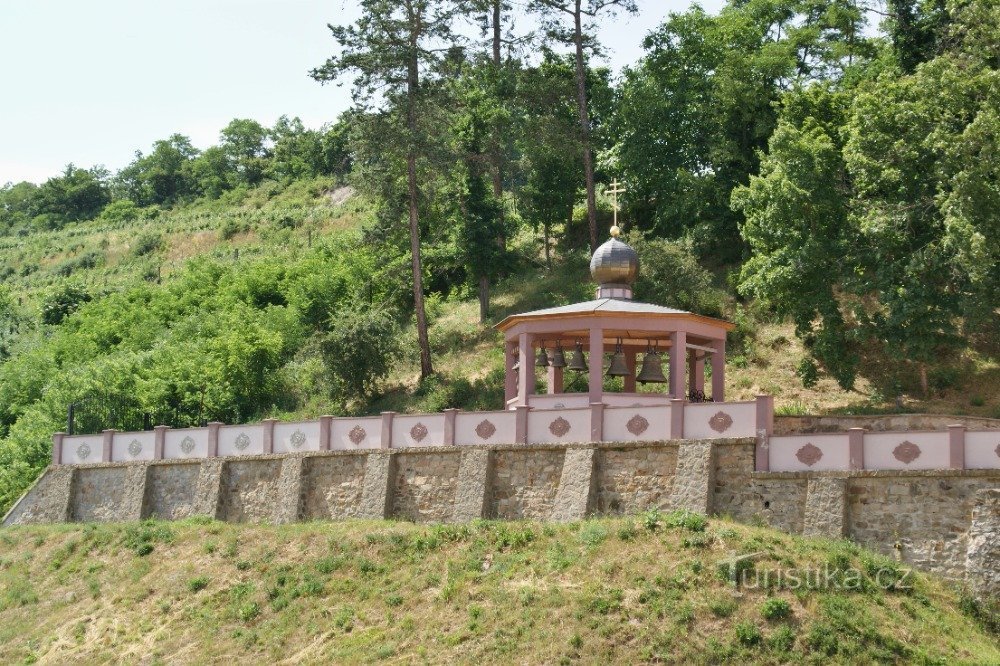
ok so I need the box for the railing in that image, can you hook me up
[764,426,1000,472]
[52,397,770,465]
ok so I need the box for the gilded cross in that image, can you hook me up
[608,178,626,231]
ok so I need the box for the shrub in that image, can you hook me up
[321,306,401,402]
[237,602,261,623]
[40,282,91,325]
[735,621,762,646]
[628,234,725,317]
[132,231,163,257]
[708,596,738,618]
[187,576,210,593]
[578,522,608,547]
[664,509,708,532]
[761,597,792,620]
[768,625,796,652]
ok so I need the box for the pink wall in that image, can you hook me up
[455,411,516,446]
[603,405,670,442]
[111,432,156,462]
[331,417,382,450]
[164,428,209,460]
[964,430,1000,469]
[863,431,950,471]
[392,414,447,448]
[526,408,591,444]
[273,421,321,454]
[768,433,851,472]
[61,435,104,464]
[683,401,757,439]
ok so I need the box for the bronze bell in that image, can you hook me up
[511,348,520,372]
[536,344,550,368]
[567,341,588,372]
[637,348,667,384]
[551,343,567,368]
[607,339,630,377]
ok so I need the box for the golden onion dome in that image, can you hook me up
[590,226,639,287]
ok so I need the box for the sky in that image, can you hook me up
[0,0,724,185]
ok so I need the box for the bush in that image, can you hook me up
[761,597,792,620]
[187,576,210,593]
[664,509,708,532]
[321,307,400,402]
[734,620,762,646]
[40,282,92,325]
[132,231,163,257]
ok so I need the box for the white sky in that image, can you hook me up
[0,0,724,185]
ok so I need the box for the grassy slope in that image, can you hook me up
[0,516,996,664]
[3,180,998,422]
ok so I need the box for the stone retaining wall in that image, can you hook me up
[4,440,997,597]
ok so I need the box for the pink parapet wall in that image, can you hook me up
[52,397,773,465]
[767,424,1000,472]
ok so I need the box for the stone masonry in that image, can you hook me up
[3,439,997,598]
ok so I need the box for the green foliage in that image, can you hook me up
[188,576,210,593]
[40,282,92,325]
[131,231,163,257]
[734,620,762,646]
[628,234,724,316]
[760,597,792,620]
[321,307,400,403]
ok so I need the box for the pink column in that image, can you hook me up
[52,432,65,465]
[319,415,333,451]
[515,405,530,444]
[504,341,517,405]
[517,333,534,407]
[670,398,685,439]
[711,338,726,402]
[154,426,169,460]
[207,422,222,458]
[588,327,604,403]
[948,425,966,469]
[381,412,395,449]
[754,395,774,472]
[688,353,705,393]
[102,429,115,462]
[590,402,604,442]
[444,409,459,446]
[669,331,687,399]
[262,418,278,454]
[624,351,637,393]
[546,365,564,395]
[848,428,865,470]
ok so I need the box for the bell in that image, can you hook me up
[551,343,567,368]
[607,340,630,377]
[637,349,668,384]
[567,341,588,372]
[536,344,550,368]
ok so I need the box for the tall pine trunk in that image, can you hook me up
[407,21,433,379]
[573,0,598,252]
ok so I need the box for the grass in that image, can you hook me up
[0,517,996,664]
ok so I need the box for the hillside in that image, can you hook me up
[0,516,996,664]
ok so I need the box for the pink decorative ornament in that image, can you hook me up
[795,443,823,467]
[410,423,429,443]
[709,411,733,434]
[348,426,366,445]
[893,440,921,464]
[549,417,571,437]
[476,420,497,440]
[626,414,649,436]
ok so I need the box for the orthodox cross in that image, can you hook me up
[609,178,626,231]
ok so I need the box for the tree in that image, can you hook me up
[312,0,465,379]
[220,119,271,187]
[32,164,110,227]
[321,307,401,403]
[529,0,637,252]
[115,135,199,206]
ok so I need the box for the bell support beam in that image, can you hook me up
[517,333,534,407]
[588,326,604,403]
[547,364,564,395]
[624,351,637,392]
[711,338,726,402]
[504,340,517,404]
[688,352,705,394]
[669,331,687,399]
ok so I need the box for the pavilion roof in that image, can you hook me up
[495,298,735,332]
